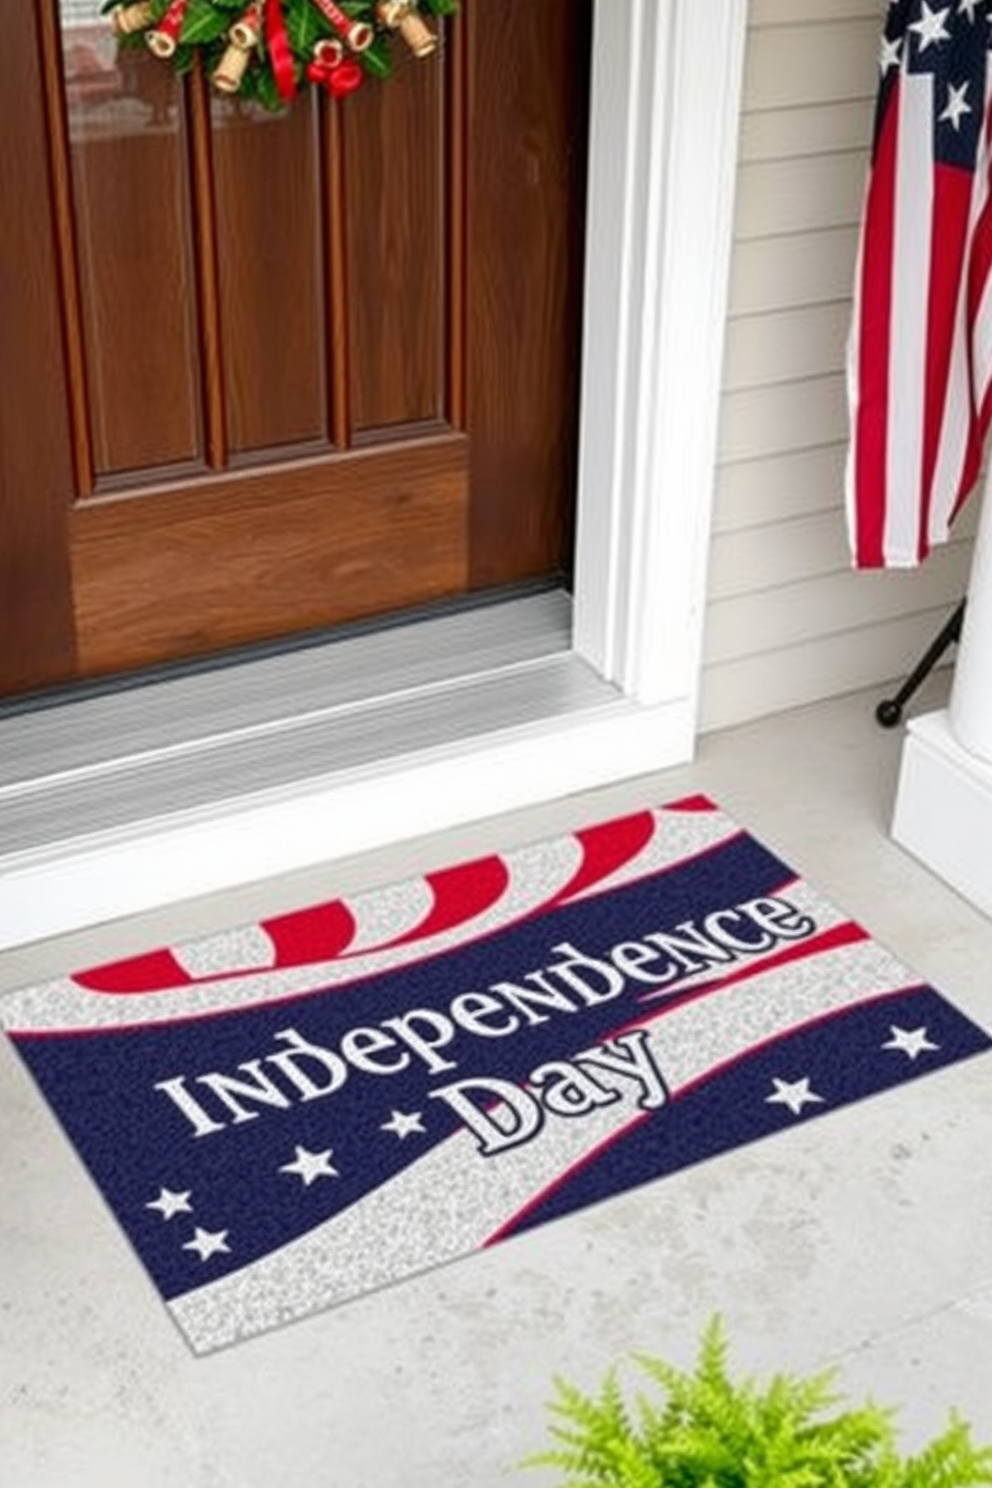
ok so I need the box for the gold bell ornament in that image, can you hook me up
[212,1,263,94]
[110,2,155,36]
[376,1,438,59]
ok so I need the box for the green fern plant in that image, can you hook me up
[523,1317,992,1488]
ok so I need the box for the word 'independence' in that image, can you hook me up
[155,894,816,1141]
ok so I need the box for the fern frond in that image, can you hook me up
[900,1413,992,1488]
[521,1319,992,1488]
[523,1371,655,1488]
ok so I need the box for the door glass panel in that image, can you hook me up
[59,0,203,480]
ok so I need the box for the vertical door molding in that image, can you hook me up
[573,0,748,710]
[0,2,78,694]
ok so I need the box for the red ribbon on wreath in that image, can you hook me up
[264,0,298,100]
[306,38,364,96]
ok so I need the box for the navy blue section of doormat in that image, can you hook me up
[3,797,989,1353]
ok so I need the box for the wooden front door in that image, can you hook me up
[0,0,590,701]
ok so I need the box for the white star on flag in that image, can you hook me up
[279,1145,340,1185]
[910,2,952,50]
[381,1109,426,1140]
[880,35,902,73]
[939,80,972,129]
[182,1227,230,1261]
[882,1025,940,1059]
[959,0,980,23]
[765,1076,826,1117]
[145,1187,193,1220]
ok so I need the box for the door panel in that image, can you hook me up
[71,442,466,673]
[345,62,449,436]
[211,98,329,456]
[0,0,591,699]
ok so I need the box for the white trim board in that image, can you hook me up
[0,0,749,951]
[892,711,992,920]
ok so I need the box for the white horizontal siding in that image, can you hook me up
[722,301,850,390]
[743,18,880,108]
[733,153,868,239]
[701,608,967,732]
[719,374,848,462]
[713,444,849,530]
[700,0,976,732]
[729,226,862,315]
[740,98,874,161]
[707,524,976,662]
[748,0,881,24]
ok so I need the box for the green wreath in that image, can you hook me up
[103,0,457,109]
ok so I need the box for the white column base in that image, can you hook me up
[892,709,992,919]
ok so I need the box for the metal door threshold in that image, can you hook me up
[0,590,618,863]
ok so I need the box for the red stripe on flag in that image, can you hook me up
[980,378,992,447]
[920,163,973,562]
[968,191,992,360]
[853,89,900,569]
[963,154,992,521]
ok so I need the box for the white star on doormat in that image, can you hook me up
[765,1076,825,1117]
[182,1227,230,1261]
[381,1109,426,1140]
[279,1145,340,1185]
[145,1187,193,1220]
[882,1025,940,1060]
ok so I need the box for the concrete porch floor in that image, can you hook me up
[2,680,991,1487]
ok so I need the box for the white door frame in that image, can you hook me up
[0,0,748,947]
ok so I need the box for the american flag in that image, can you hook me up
[2,799,989,1353]
[846,0,992,568]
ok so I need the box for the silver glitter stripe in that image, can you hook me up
[342,879,434,954]
[173,927,277,981]
[654,937,915,1091]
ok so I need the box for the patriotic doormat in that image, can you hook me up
[2,797,989,1354]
